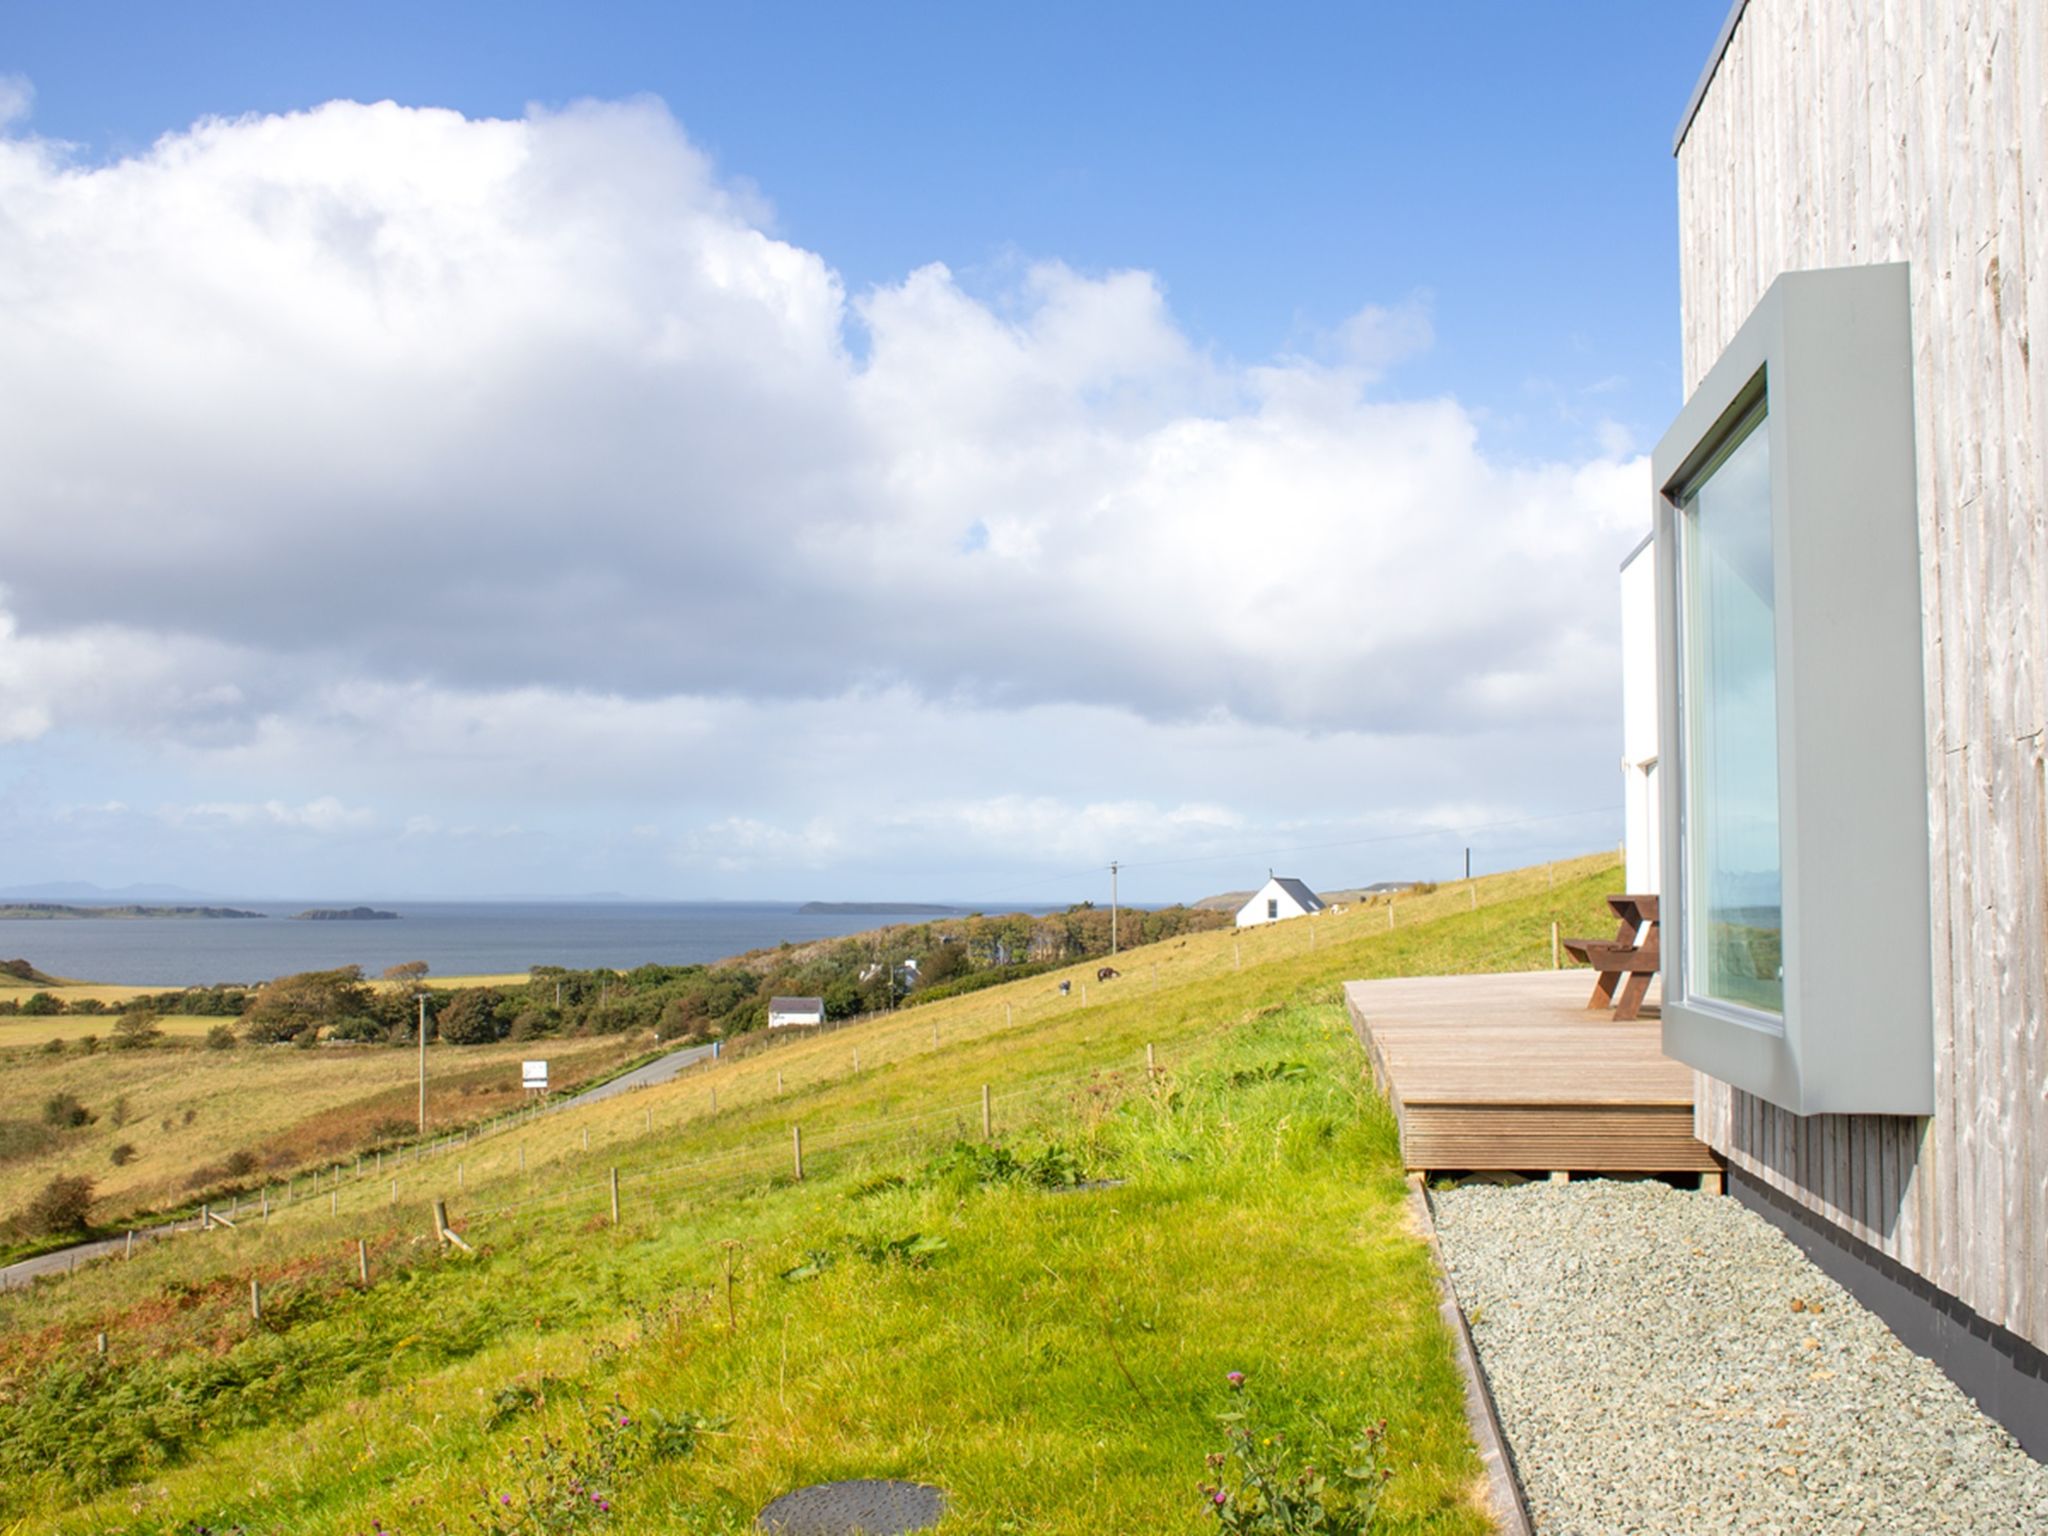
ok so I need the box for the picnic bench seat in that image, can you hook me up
[1562,893,1659,1021]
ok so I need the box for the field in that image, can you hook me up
[0,854,1623,1534]
[0,1034,652,1231]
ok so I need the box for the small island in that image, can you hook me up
[292,907,400,921]
[797,901,963,916]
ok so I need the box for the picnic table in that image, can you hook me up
[1562,893,1659,1021]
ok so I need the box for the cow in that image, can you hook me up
[1096,966,1121,982]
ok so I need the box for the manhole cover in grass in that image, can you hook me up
[756,1479,946,1534]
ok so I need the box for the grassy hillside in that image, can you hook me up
[0,853,1624,1534]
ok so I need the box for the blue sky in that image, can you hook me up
[0,3,1728,902]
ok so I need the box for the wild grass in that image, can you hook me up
[0,853,1624,1535]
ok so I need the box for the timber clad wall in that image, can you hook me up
[1677,0,2048,1350]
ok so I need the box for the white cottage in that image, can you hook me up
[766,996,825,1029]
[1234,876,1324,929]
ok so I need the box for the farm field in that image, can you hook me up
[0,854,1623,1534]
[0,1034,651,1230]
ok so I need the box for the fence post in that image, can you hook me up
[981,1084,993,1141]
[609,1167,620,1226]
[1145,1042,1155,1073]
[1552,921,1561,970]
[582,1128,589,1151]
[792,1125,804,1181]
[330,1190,337,1215]
[250,1278,261,1321]
[776,1070,784,1094]
[96,1331,106,1357]
[261,1189,270,1221]
[357,1238,369,1286]
[124,1230,134,1260]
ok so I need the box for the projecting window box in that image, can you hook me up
[1652,263,1934,1116]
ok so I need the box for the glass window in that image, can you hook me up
[1679,403,1783,1016]
[1267,898,1278,920]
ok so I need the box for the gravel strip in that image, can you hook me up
[1429,1179,2048,1534]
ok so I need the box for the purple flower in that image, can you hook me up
[1213,1490,1228,1506]
[1225,1371,1246,1389]
[501,1495,512,1506]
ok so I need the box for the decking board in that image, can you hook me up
[1344,971,1718,1176]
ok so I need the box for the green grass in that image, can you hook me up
[0,854,1624,1534]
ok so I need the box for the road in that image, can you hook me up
[0,1039,721,1292]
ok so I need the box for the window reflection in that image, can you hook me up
[1681,407,1783,1015]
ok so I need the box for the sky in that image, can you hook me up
[0,2,1730,904]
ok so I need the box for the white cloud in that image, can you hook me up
[0,91,1639,895]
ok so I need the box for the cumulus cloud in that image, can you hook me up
[0,95,1642,746]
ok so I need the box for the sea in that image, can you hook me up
[0,901,980,988]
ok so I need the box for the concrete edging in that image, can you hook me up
[1406,1173,1534,1536]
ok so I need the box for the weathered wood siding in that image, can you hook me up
[1678,0,2048,1350]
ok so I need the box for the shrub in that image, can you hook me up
[109,1095,132,1127]
[14,1174,95,1237]
[41,1092,94,1128]
[74,1034,99,1055]
[18,991,61,1016]
[110,1012,162,1050]
[204,1023,236,1050]
[38,1037,63,1056]
[226,1150,261,1177]
[110,1142,137,1167]
[437,988,507,1045]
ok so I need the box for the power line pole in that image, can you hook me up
[1110,860,1120,956]
[416,993,428,1135]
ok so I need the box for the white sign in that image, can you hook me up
[522,1059,549,1092]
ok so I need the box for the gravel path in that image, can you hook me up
[1429,1179,2048,1534]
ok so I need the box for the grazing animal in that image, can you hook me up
[1096,966,1121,982]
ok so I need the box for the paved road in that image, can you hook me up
[0,1040,721,1292]
[561,1040,718,1105]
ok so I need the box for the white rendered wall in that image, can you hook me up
[1620,539,1661,894]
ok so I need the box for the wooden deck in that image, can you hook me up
[1344,970,1719,1180]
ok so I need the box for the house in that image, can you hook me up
[1637,0,2047,1454]
[766,996,825,1029]
[1235,875,1324,929]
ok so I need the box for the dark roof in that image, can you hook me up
[1675,0,1752,155]
[768,996,825,1012]
[1271,876,1324,912]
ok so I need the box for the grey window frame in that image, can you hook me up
[1653,262,1934,1115]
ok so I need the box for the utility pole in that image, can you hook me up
[1464,846,1471,881]
[1109,860,1120,956]
[416,993,428,1135]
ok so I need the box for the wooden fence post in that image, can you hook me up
[250,1278,261,1320]
[1552,921,1561,970]
[582,1128,589,1150]
[96,1331,106,1357]
[124,1230,134,1260]
[609,1168,620,1226]
[1145,1042,1155,1073]
[357,1238,369,1286]
[776,1070,784,1094]
[261,1189,270,1221]
[792,1125,804,1181]
[981,1084,993,1140]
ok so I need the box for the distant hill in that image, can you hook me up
[1191,891,1254,913]
[0,903,265,920]
[292,907,400,921]
[797,901,963,916]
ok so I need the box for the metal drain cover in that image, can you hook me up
[757,1480,945,1534]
